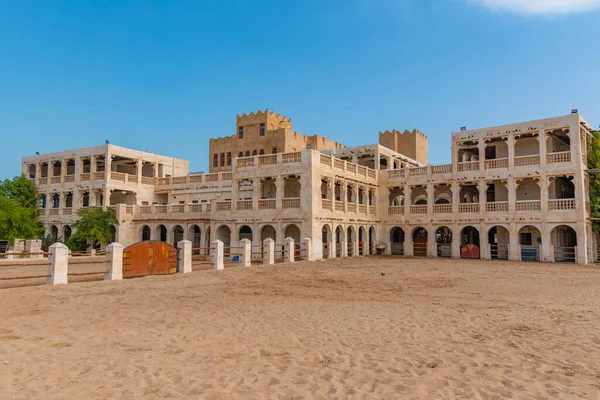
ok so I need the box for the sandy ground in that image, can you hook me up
[1,257,599,399]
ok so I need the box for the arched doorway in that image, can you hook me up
[551,225,577,263]
[189,225,201,248]
[156,225,167,242]
[435,227,452,258]
[488,226,509,260]
[216,225,231,248]
[284,224,301,243]
[48,225,59,242]
[519,225,541,261]
[63,226,72,243]
[390,227,405,255]
[173,225,184,245]
[461,226,480,259]
[369,226,375,255]
[141,225,151,241]
[358,226,366,256]
[238,225,253,242]
[335,226,344,258]
[260,225,276,241]
[347,226,355,257]
[412,227,428,257]
[322,225,332,259]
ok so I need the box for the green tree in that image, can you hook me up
[66,207,118,251]
[588,130,600,233]
[0,175,44,245]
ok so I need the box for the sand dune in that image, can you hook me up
[1,257,599,399]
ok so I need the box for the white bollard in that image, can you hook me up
[263,238,275,265]
[212,239,224,270]
[177,240,192,274]
[284,237,295,263]
[341,240,348,257]
[303,237,315,261]
[105,242,123,280]
[240,239,252,267]
[47,243,69,285]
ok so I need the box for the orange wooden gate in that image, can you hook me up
[122,241,178,278]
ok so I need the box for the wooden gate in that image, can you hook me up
[122,241,178,278]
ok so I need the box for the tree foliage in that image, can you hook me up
[0,175,44,245]
[588,131,600,233]
[66,207,118,251]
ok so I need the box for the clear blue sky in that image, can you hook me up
[1,0,598,178]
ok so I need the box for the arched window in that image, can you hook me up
[220,153,225,167]
[245,151,250,157]
[238,152,243,158]
[213,154,218,167]
[226,153,232,166]
[252,150,257,156]
[259,149,265,155]
[272,147,278,154]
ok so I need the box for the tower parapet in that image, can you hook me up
[379,129,428,165]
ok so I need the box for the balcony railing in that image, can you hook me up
[459,203,479,213]
[433,204,452,214]
[335,200,344,211]
[216,201,231,212]
[237,200,253,211]
[259,154,277,165]
[485,158,508,169]
[64,175,75,183]
[516,200,540,211]
[486,202,508,212]
[547,151,571,164]
[388,169,405,178]
[62,207,72,215]
[49,208,59,216]
[358,204,367,214]
[38,177,48,185]
[237,158,255,168]
[141,176,154,185]
[432,164,452,174]
[409,167,427,176]
[94,172,106,180]
[80,173,90,181]
[155,205,167,214]
[50,176,61,184]
[283,198,301,209]
[369,205,376,214]
[282,152,301,163]
[170,204,184,213]
[457,161,479,172]
[322,198,332,209]
[410,205,427,214]
[514,155,540,167]
[259,199,276,209]
[110,172,126,182]
[549,199,575,210]
[388,206,404,215]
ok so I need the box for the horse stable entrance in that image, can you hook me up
[122,241,178,278]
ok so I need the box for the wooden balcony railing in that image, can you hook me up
[170,204,184,213]
[547,151,571,164]
[369,205,376,214]
[216,201,231,212]
[459,203,479,213]
[49,208,59,216]
[258,199,276,209]
[320,154,332,166]
[358,204,367,214]
[38,177,48,185]
[94,172,106,180]
[457,161,479,172]
[110,172,126,182]
[433,204,452,214]
[62,207,72,216]
[388,206,404,215]
[321,198,332,209]
[514,155,540,166]
[485,158,508,169]
[283,198,301,209]
[334,159,345,170]
[155,205,167,214]
[410,205,427,214]
[50,176,61,184]
[486,202,509,212]
[237,200,253,211]
[516,200,540,211]
[549,199,575,210]
[432,164,452,174]
[141,176,154,185]
[64,175,75,183]
[335,200,344,211]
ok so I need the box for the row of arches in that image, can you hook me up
[321,224,376,258]
[47,224,117,246]
[389,225,577,262]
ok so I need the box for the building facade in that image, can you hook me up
[23,111,597,264]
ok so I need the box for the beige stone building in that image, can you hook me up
[23,111,597,264]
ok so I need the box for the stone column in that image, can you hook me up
[211,239,224,270]
[540,131,547,169]
[303,237,314,261]
[451,223,460,259]
[253,179,260,210]
[451,183,460,215]
[177,240,192,274]
[404,184,411,220]
[263,238,275,265]
[478,179,486,216]
[47,243,69,285]
[276,177,282,210]
[508,222,519,261]
[480,223,489,260]
[405,227,414,256]
[507,135,515,172]
[427,184,434,216]
[284,237,295,263]
[240,238,251,267]
[507,179,516,214]
[105,242,124,280]
[329,179,335,211]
